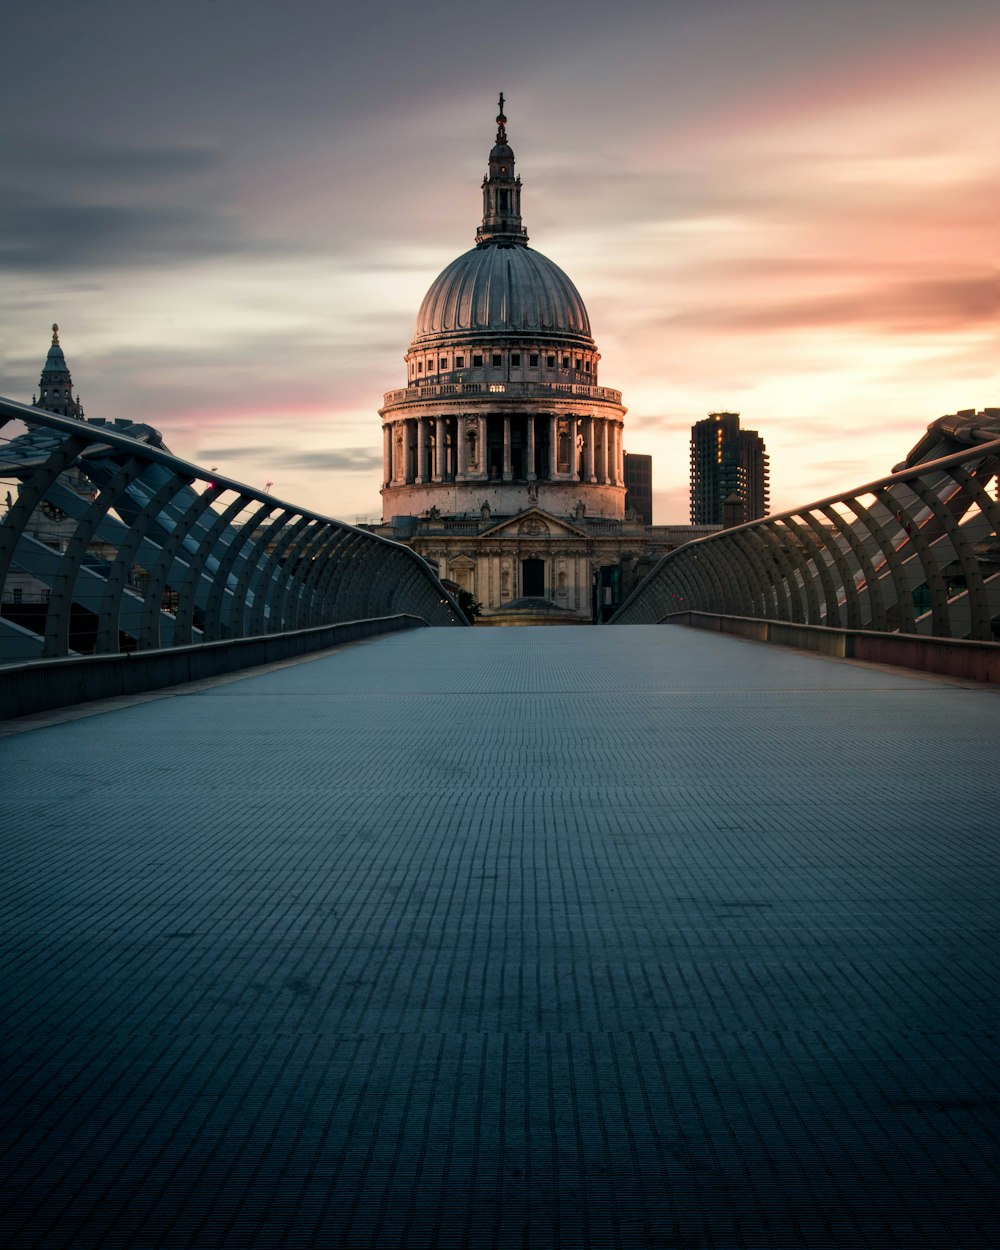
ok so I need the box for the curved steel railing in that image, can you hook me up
[610,411,1000,640]
[0,397,464,662]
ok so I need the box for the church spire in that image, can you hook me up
[35,323,85,419]
[476,93,528,248]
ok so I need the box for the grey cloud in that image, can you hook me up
[197,445,278,461]
[0,198,246,272]
[627,413,698,433]
[271,449,382,473]
[0,135,220,189]
[627,414,670,430]
[671,275,999,335]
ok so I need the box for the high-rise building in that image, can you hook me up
[689,412,769,525]
[623,453,652,525]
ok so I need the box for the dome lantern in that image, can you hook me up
[476,92,528,248]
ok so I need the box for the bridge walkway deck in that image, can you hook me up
[2,626,998,1248]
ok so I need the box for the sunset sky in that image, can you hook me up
[1,0,997,524]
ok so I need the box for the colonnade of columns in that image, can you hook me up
[382,412,624,489]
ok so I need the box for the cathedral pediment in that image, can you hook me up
[478,507,590,540]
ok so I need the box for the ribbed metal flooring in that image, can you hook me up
[2,626,998,1248]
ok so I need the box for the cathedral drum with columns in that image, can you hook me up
[374,99,687,624]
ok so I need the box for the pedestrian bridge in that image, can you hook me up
[3,624,998,1248]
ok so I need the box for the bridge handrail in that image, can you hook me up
[0,397,466,665]
[609,412,1000,641]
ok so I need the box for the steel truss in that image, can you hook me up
[611,411,1000,638]
[0,398,463,663]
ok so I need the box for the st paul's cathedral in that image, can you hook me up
[368,98,712,623]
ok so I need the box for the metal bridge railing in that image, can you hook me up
[609,410,1000,640]
[0,398,465,664]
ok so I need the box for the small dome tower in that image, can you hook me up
[35,324,85,420]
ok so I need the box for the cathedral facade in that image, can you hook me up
[371,99,710,623]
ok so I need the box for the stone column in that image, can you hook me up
[503,415,512,481]
[470,416,484,480]
[416,418,428,484]
[585,416,595,482]
[457,415,467,479]
[548,414,558,479]
[615,422,623,485]
[400,417,412,480]
[526,414,536,480]
[434,416,445,482]
[383,424,391,487]
[602,419,610,484]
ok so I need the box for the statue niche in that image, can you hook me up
[557,428,571,471]
[465,424,480,468]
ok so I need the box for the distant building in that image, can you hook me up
[34,324,85,419]
[623,453,653,525]
[689,412,769,525]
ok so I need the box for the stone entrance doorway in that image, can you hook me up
[522,558,544,597]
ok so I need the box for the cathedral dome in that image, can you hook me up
[380,97,628,538]
[411,243,593,349]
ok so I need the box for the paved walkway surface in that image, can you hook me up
[2,625,998,1249]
